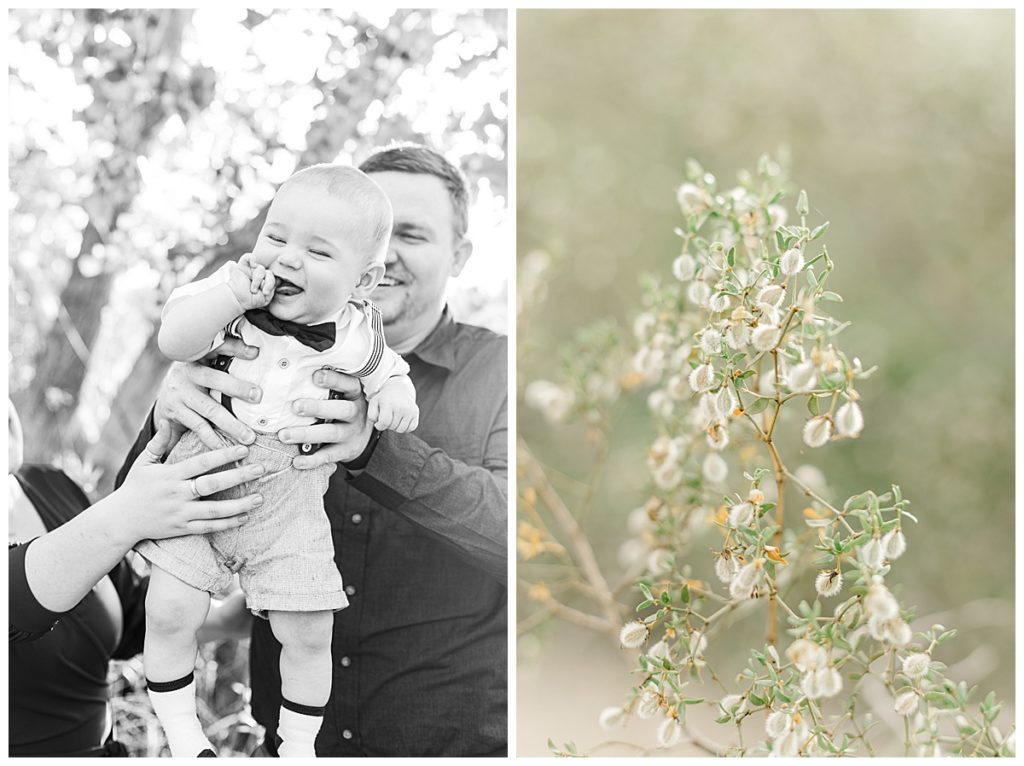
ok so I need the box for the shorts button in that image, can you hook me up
[278,358,290,369]
[340,656,351,667]
[350,513,363,525]
[342,730,353,741]
[345,584,356,596]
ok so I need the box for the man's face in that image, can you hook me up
[251,182,381,324]
[366,171,470,348]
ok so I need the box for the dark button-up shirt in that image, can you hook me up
[120,308,508,757]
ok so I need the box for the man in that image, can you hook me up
[117,144,507,756]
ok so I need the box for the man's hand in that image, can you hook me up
[155,337,263,449]
[227,252,276,311]
[277,368,375,469]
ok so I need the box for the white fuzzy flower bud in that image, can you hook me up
[666,374,690,400]
[728,501,755,527]
[647,389,673,418]
[619,620,649,648]
[894,691,918,717]
[648,639,671,661]
[719,694,743,715]
[714,553,737,583]
[887,618,912,647]
[864,577,899,620]
[765,710,790,739]
[729,559,763,600]
[636,689,660,719]
[780,248,805,275]
[656,717,684,748]
[883,528,907,560]
[725,322,750,350]
[633,312,656,340]
[688,363,716,393]
[598,706,627,730]
[815,569,843,598]
[835,401,864,437]
[902,652,930,679]
[772,728,803,757]
[672,253,697,281]
[702,452,728,484]
[802,416,833,448]
[687,280,711,307]
[786,638,827,672]
[653,462,683,490]
[816,666,843,698]
[858,537,886,570]
[709,292,731,313]
[751,324,781,352]
[706,423,730,451]
[524,380,575,423]
[699,328,723,356]
[786,361,817,393]
[714,387,736,417]
[632,346,664,379]
[747,488,765,505]
[757,284,785,306]
[647,548,672,574]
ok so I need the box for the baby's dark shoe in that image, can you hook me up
[198,748,218,757]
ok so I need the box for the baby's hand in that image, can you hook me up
[367,377,419,433]
[228,253,276,311]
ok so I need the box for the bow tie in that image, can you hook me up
[244,309,336,352]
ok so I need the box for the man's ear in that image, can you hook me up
[450,238,473,278]
[353,263,386,298]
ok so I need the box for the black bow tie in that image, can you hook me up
[244,309,336,352]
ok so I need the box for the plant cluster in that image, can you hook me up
[521,156,1013,757]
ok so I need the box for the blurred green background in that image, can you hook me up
[517,9,1013,755]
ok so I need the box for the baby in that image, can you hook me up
[137,164,418,757]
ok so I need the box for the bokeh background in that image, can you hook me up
[517,9,1013,756]
[9,7,507,756]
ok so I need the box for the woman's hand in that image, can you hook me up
[276,369,375,469]
[114,420,264,543]
[155,338,262,449]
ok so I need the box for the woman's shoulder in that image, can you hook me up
[16,464,91,527]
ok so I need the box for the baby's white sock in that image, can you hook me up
[147,673,214,756]
[278,700,325,758]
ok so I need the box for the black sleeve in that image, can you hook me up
[8,540,64,643]
[109,559,149,660]
[114,407,157,490]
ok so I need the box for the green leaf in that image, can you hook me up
[807,395,820,416]
[636,599,654,611]
[747,397,770,414]
[727,246,735,267]
[809,221,830,240]
[680,584,691,603]
[797,190,809,216]
[819,291,843,302]
[660,590,672,605]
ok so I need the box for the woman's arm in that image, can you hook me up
[19,422,264,614]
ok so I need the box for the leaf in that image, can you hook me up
[727,246,735,267]
[819,290,843,302]
[807,395,820,416]
[809,221,830,240]
[747,397,770,414]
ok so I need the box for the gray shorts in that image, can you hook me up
[135,430,348,617]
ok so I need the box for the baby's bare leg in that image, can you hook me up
[144,564,214,756]
[269,610,334,757]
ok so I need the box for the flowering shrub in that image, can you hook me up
[519,156,1013,757]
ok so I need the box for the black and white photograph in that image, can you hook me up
[9,7,508,757]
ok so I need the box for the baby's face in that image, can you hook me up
[251,183,379,324]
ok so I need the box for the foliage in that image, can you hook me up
[518,156,1014,757]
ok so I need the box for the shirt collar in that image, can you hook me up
[408,306,457,370]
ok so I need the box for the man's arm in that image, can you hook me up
[279,368,508,583]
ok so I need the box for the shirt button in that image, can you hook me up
[342,730,353,741]
[340,656,351,667]
[345,584,356,596]
[257,417,268,426]
[350,513,363,525]
[278,358,290,369]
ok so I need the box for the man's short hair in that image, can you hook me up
[283,163,393,264]
[359,143,470,240]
